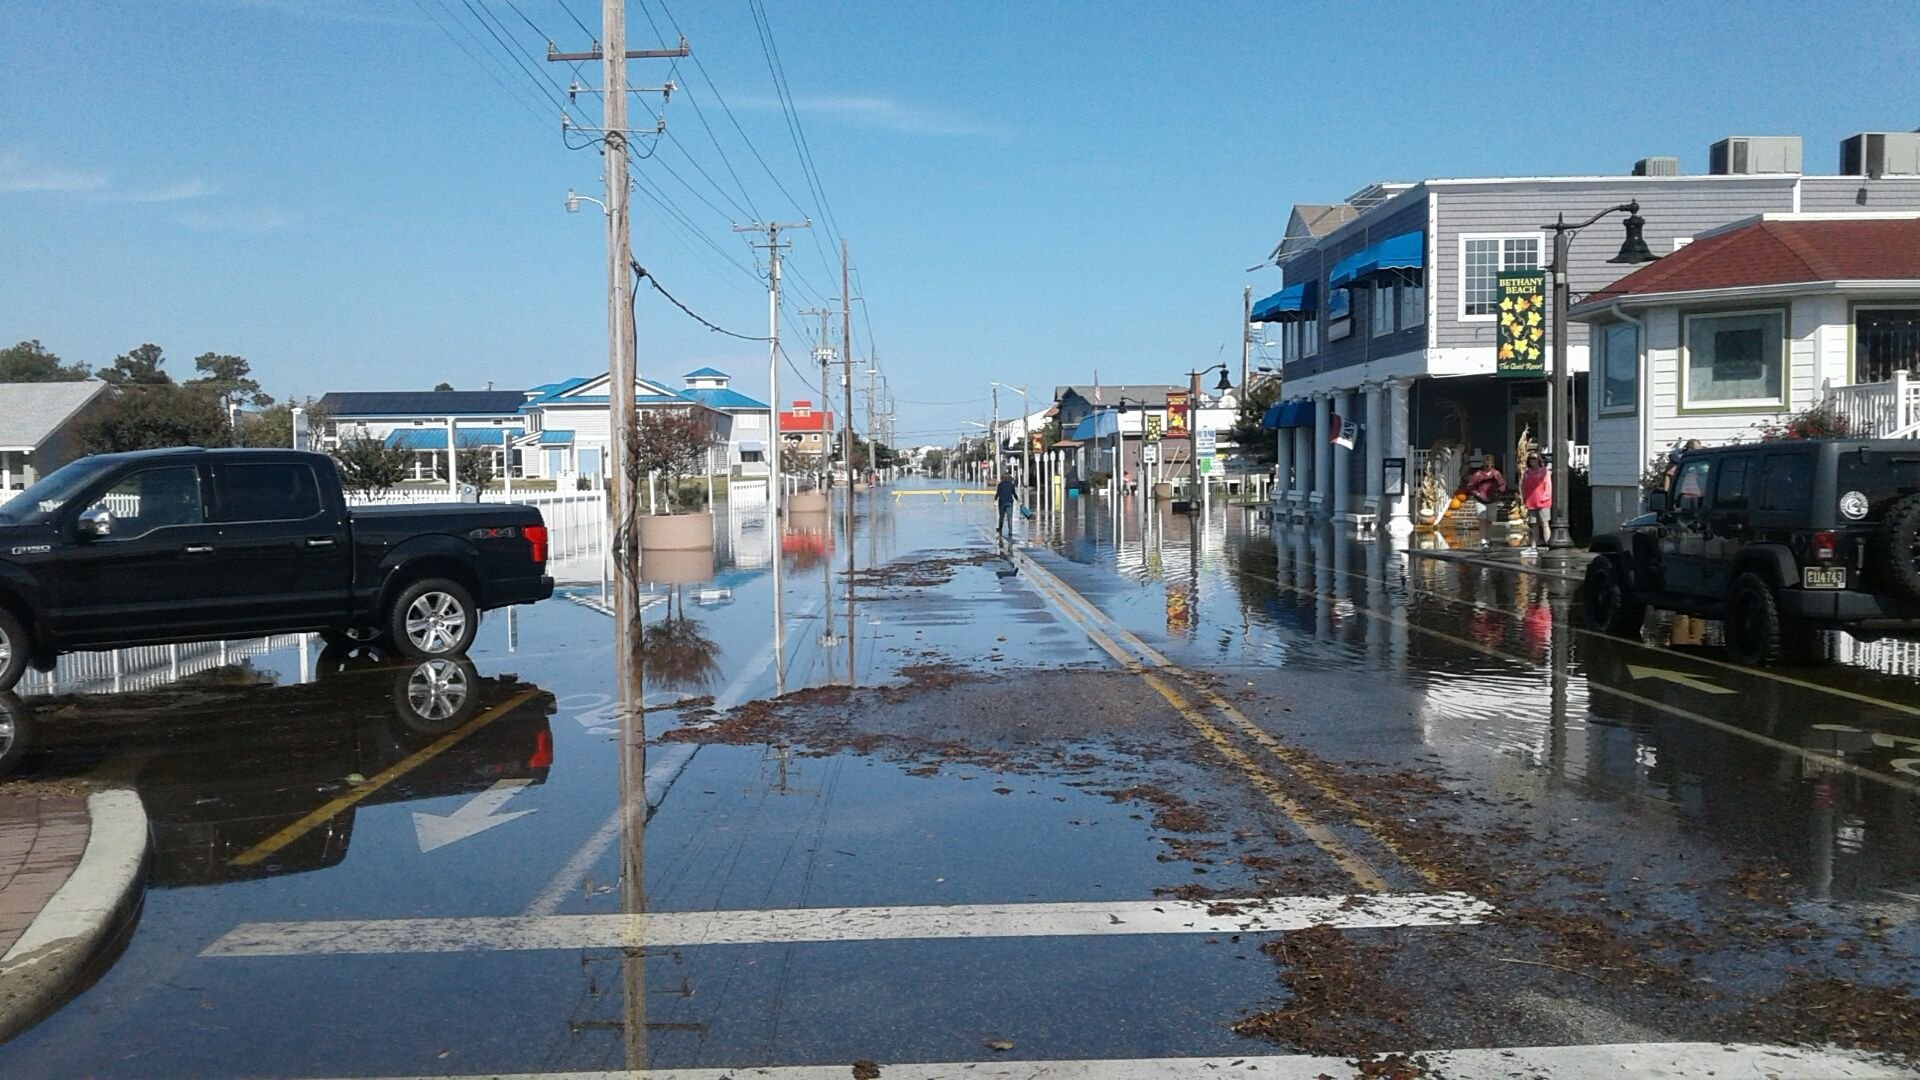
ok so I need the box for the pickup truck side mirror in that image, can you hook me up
[76,505,113,540]
[1646,490,1668,514]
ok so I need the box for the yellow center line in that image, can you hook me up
[1008,542,1449,889]
[990,529,1392,892]
[230,688,540,868]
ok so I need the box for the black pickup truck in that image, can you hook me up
[0,448,554,690]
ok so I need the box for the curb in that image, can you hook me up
[0,788,150,1044]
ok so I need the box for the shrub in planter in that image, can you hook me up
[625,409,714,514]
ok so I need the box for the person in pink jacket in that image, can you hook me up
[1519,451,1551,553]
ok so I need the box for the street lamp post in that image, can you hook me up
[1543,201,1657,548]
[991,382,1030,493]
[1181,364,1234,512]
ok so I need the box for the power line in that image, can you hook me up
[549,0,595,40]
[415,0,554,127]
[454,0,570,114]
[632,260,768,340]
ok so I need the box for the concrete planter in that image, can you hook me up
[640,547,715,584]
[787,492,829,514]
[1152,482,1173,500]
[637,511,713,552]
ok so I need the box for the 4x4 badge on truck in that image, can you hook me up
[9,545,51,556]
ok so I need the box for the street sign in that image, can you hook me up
[1196,428,1216,455]
[1143,443,1159,464]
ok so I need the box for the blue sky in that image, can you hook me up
[3,0,1916,445]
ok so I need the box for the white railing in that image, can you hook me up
[16,633,311,697]
[347,489,608,561]
[1827,371,1920,437]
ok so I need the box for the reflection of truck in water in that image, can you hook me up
[0,655,555,884]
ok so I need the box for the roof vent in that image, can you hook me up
[1633,156,1679,177]
[1708,136,1802,175]
[1841,132,1920,178]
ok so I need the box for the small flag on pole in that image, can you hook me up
[1331,415,1357,450]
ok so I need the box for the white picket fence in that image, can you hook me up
[16,633,313,696]
[347,489,609,560]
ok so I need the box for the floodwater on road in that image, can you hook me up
[0,481,1916,1077]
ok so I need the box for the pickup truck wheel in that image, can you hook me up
[1725,572,1789,666]
[388,578,477,659]
[1582,557,1645,636]
[0,609,28,694]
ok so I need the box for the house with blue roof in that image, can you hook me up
[515,368,771,483]
[316,388,528,481]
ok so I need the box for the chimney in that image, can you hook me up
[1633,156,1679,177]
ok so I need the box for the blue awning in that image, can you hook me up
[1269,401,1313,429]
[1250,281,1318,323]
[1334,231,1425,289]
[1260,403,1285,429]
[1069,410,1122,441]
[537,429,575,445]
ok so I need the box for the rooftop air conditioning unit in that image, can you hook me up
[1633,156,1679,176]
[1841,132,1920,178]
[1708,136,1802,175]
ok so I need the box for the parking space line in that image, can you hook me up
[229,689,539,868]
[1180,555,1920,796]
[316,1042,1911,1079]
[1006,542,1445,890]
[202,892,1493,957]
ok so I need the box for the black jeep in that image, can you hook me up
[1583,440,1920,665]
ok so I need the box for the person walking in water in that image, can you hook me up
[1519,451,1551,555]
[1464,453,1509,550]
[995,474,1018,535]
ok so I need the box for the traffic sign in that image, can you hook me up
[1143,444,1160,464]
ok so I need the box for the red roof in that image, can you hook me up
[779,399,833,433]
[1581,216,1920,307]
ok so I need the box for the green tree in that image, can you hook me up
[190,352,273,410]
[433,381,454,392]
[1225,376,1281,465]
[238,399,329,448]
[627,408,714,513]
[434,445,496,488]
[75,385,229,452]
[99,343,174,387]
[921,448,946,474]
[0,340,91,382]
[332,436,413,496]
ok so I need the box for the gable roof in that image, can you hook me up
[681,387,769,411]
[317,390,527,417]
[780,401,833,432]
[1575,214,1920,310]
[1269,204,1362,262]
[521,372,689,409]
[0,381,112,450]
[683,366,730,379]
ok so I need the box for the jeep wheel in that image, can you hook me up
[1725,572,1793,666]
[1582,557,1645,637]
[1873,492,1920,604]
[0,609,28,694]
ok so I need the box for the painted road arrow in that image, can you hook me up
[1627,664,1735,695]
[412,779,538,853]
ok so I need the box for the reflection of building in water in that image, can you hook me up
[16,634,315,696]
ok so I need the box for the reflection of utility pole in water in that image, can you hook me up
[770,502,786,697]
[613,539,648,1072]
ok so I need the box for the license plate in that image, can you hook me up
[1802,567,1847,589]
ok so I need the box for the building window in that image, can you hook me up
[1326,287,1352,342]
[1856,307,1920,384]
[1302,312,1318,358]
[1371,283,1396,337]
[1461,235,1542,317]
[1600,322,1638,415]
[1682,309,1787,410]
[1399,277,1426,328]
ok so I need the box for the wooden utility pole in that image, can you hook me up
[839,240,856,498]
[735,221,810,509]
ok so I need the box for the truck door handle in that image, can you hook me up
[184,544,215,555]
[305,537,337,548]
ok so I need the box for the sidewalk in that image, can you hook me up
[1408,542,1589,582]
[0,788,148,1043]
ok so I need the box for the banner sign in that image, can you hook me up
[1029,430,1044,453]
[1495,270,1548,378]
[1166,392,1190,438]
[1145,414,1162,443]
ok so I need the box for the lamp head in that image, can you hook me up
[1214,368,1233,392]
[1610,203,1658,264]
[565,190,581,214]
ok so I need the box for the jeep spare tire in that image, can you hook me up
[1871,492,1920,604]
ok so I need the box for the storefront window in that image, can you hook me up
[1682,310,1785,409]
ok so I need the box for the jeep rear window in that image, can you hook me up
[1837,452,1920,518]
[1758,454,1811,512]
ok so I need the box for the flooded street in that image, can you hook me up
[1,482,1916,1077]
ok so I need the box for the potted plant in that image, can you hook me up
[626,408,715,551]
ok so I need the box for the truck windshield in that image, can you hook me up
[0,457,116,525]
